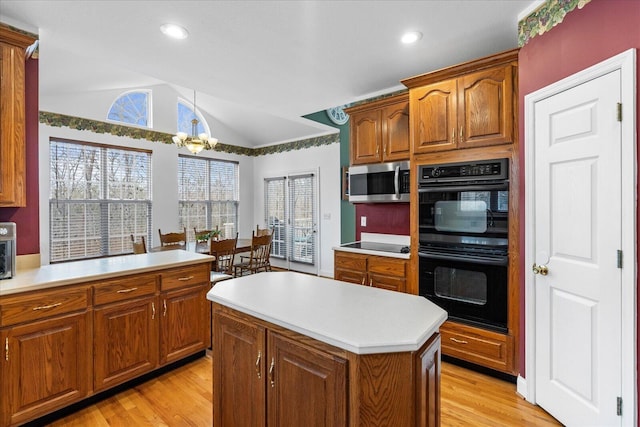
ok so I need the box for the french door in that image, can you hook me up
[264,172,318,275]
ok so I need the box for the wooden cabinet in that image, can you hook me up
[334,250,408,293]
[0,287,91,426]
[0,260,212,426]
[0,27,35,207]
[402,49,517,155]
[212,304,439,427]
[346,94,410,164]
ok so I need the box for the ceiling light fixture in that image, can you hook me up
[172,90,218,155]
[401,31,423,44]
[160,23,189,40]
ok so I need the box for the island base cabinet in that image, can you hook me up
[212,304,441,427]
[0,312,90,427]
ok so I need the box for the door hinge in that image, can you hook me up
[617,103,622,121]
[617,396,622,416]
[617,250,623,269]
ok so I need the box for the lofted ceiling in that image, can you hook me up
[0,0,533,148]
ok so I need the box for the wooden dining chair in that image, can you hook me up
[210,233,238,277]
[158,228,186,247]
[130,234,147,254]
[233,231,272,277]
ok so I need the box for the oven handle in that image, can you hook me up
[418,183,508,193]
[418,250,509,266]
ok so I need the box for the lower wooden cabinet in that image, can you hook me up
[212,304,440,427]
[439,321,511,373]
[0,261,211,427]
[334,251,409,293]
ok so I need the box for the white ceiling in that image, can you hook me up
[0,0,533,148]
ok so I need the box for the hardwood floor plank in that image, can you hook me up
[46,355,560,426]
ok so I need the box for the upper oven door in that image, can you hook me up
[418,182,509,240]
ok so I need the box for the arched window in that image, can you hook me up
[107,90,152,127]
[177,98,210,136]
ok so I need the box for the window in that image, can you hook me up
[178,155,239,241]
[264,173,316,267]
[107,90,151,127]
[177,98,210,136]
[49,139,152,263]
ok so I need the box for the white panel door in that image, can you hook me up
[533,70,622,426]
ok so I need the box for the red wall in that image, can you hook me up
[517,0,640,390]
[354,203,410,241]
[0,57,40,255]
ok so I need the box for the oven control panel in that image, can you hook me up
[419,158,508,184]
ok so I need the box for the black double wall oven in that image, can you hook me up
[418,158,509,333]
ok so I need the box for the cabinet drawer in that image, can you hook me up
[334,252,367,271]
[93,274,157,306]
[160,264,210,291]
[0,286,89,326]
[440,322,509,371]
[368,257,406,278]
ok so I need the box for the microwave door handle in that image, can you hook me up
[394,166,400,198]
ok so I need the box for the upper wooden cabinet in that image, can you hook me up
[402,49,518,155]
[346,94,410,165]
[0,26,35,207]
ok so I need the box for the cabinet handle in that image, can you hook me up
[269,357,275,388]
[117,287,138,294]
[369,278,373,287]
[152,302,156,320]
[5,337,8,361]
[255,351,262,379]
[163,299,167,317]
[361,276,365,286]
[178,276,194,281]
[459,126,464,142]
[451,128,455,144]
[32,302,62,311]
[449,337,468,344]
[376,145,379,156]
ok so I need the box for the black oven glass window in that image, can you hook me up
[434,266,487,305]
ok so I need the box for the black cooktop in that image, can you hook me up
[340,241,410,254]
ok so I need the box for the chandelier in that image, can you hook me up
[172,90,218,154]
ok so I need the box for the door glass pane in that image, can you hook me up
[434,266,487,305]
[434,200,487,233]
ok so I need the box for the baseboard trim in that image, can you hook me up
[516,375,528,400]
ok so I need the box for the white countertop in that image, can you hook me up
[0,251,214,296]
[207,271,446,355]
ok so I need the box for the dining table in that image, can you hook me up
[150,238,252,255]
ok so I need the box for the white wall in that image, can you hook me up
[251,143,341,278]
[38,124,254,264]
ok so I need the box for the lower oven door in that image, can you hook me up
[418,250,508,333]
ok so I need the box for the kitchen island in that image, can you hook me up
[207,271,447,426]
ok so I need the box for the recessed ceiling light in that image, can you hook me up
[401,31,423,44]
[160,23,189,40]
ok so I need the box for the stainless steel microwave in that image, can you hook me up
[348,161,410,203]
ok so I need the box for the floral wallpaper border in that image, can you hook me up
[518,0,592,47]
[40,111,338,157]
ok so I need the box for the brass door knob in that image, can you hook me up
[532,263,549,276]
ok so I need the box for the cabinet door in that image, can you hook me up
[369,273,407,293]
[160,284,209,365]
[267,332,347,427]
[213,309,266,427]
[334,252,367,285]
[410,79,457,154]
[350,109,382,164]
[1,312,90,426]
[457,65,514,148]
[381,100,410,161]
[93,296,158,392]
[368,256,407,292]
[416,334,441,427]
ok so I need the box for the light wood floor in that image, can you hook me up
[41,355,560,427]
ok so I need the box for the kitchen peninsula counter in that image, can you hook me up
[207,272,446,426]
[0,250,213,296]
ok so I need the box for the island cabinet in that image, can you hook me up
[0,26,35,207]
[346,93,410,165]
[334,250,408,293]
[0,252,212,427]
[208,272,447,427]
[401,49,518,155]
[0,286,91,427]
